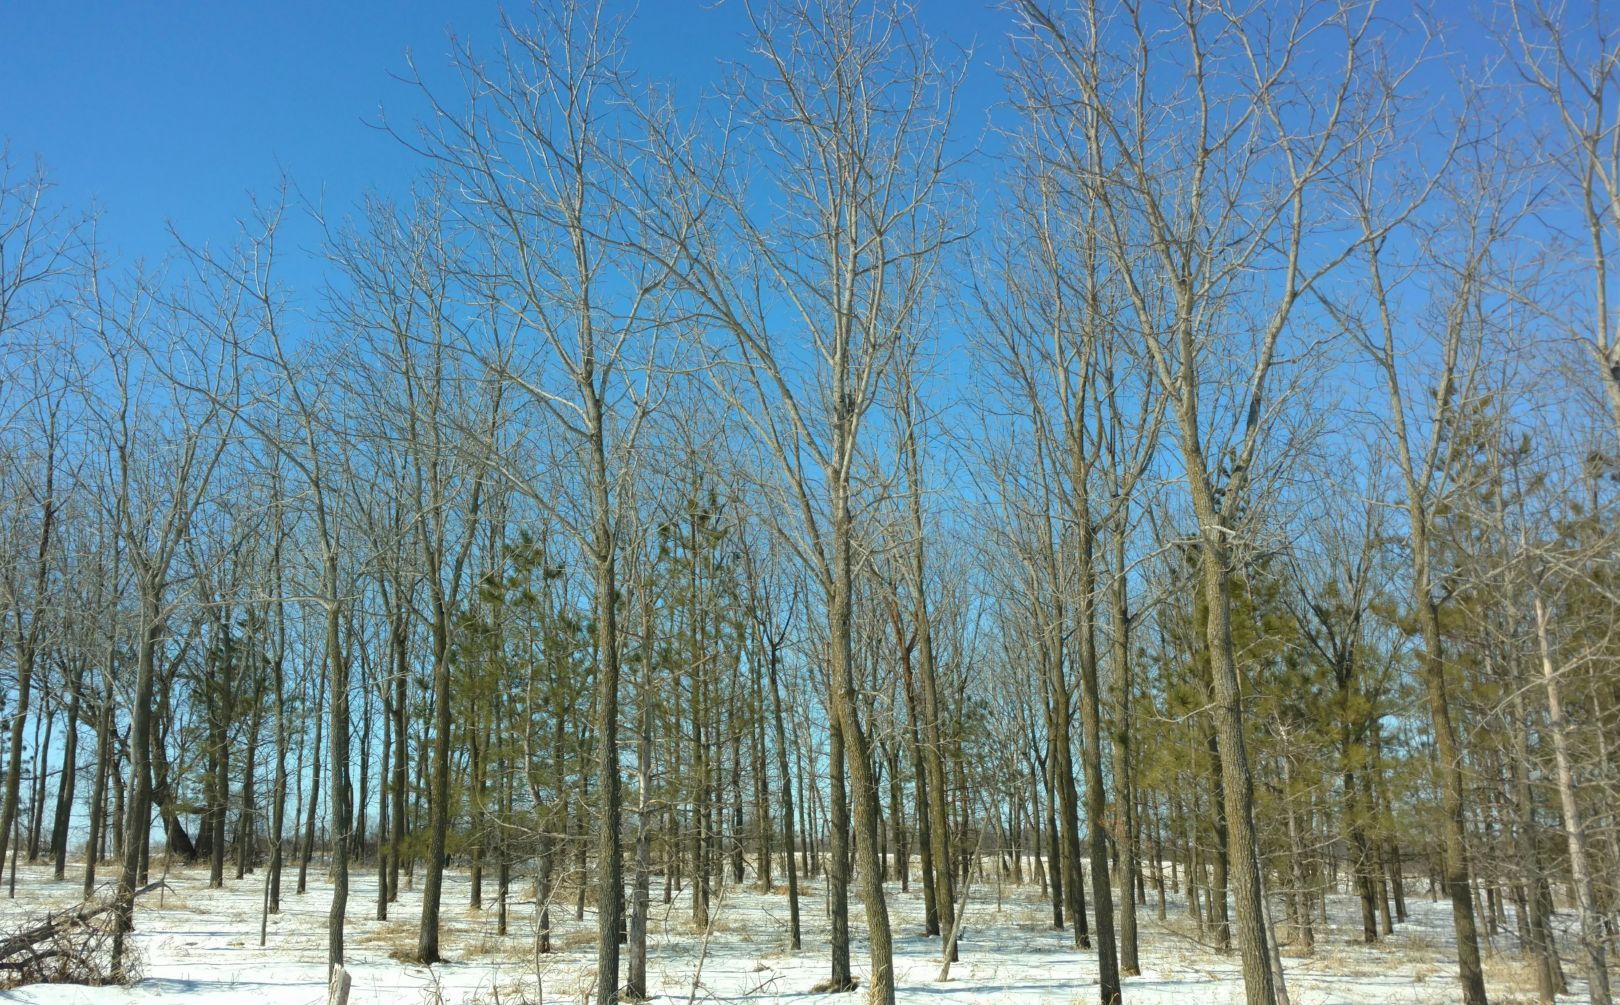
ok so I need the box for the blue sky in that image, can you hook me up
[2,0,1514,459]
[1,1,1011,273]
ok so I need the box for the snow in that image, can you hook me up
[0,859,1583,1003]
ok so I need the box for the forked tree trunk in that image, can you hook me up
[51,666,83,880]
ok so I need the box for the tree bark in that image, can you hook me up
[0,462,53,892]
[50,666,83,880]
[112,595,162,975]
[416,588,452,964]
[1076,516,1121,1003]
[1533,589,1611,1004]
[325,570,351,972]
[1195,519,1273,1004]
[763,625,802,950]
[1108,541,1140,976]
[826,703,854,992]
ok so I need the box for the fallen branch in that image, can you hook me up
[0,879,167,988]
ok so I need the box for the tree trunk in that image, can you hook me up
[1206,732,1232,952]
[892,604,939,937]
[390,609,407,904]
[826,705,854,992]
[50,667,82,880]
[1076,517,1120,1003]
[376,690,389,922]
[900,397,956,963]
[416,590,453,964]
[83,666,115,898]
[1192,511,1275,1005]
[1413,589,1488,1004]
[626,570,655,1002]
[0,463,52,892]
[326,584,351,972]
[1044,750,1064,930]
[1534,590,1611,1004]
[268,642,289,915]
[764,633,802,950]
[1510,688,1565,1002]
[297,672,324,897]
[1045,621,1088,948]
[237,674,264,881]
[0,630,38,892]
[112,594,162,975]
[1282,756,1314,951]
[1108,547,1140,976]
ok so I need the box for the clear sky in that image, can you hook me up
[1,1,1011,276]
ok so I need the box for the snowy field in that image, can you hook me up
[0,858,1584,1003]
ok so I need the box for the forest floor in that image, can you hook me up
[0,857,1585,1003]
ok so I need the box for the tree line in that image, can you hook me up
[2,2,1619,1004]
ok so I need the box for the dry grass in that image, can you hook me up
[556,927,597,952]
[355,919,423,962]
[1003,900,1059,931]
[146,894,191,913]
[709,912,761,940]
[456,930,535,962]
[1307,946,1390,979]
[457,983,541,1005]
[1482,956,1543,999]
[542,970,599,1002]
[1154,913,1208,944]
[1393,929,1438,954]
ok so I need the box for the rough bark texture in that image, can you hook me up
[1076,521,1121,1004]
[415,595,451,964]
[1195,524,1276,1005]
[1414,591,1487,1005]
[1108,549,1140,976]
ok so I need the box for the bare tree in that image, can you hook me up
[1344,132,1513,1005]
[1011,2,1413,1000]
[887,353,962,966]
[180,200,360,971]
[1506,0,1620,451]
[391,4,670,993]
[0,156,77,892]
[640,3,961,998]
[1507,447,1612,1005]
[85,263,239,974]
[328,188,488,966]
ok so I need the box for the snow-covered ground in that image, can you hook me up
[0,858,1583,1003]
